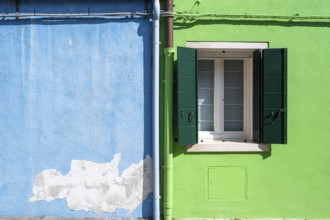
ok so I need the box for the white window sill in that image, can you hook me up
[186,141,269,152]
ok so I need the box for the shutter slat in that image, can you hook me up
[176,47,198,145]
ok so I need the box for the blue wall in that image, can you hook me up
[0,0,153,217]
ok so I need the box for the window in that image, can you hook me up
[197,55,252,142]
[176,42,287,152]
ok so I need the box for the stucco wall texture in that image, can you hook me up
[169,0,330,219]
[0,0,153,218]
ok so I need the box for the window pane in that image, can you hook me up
[198,88,213,105]
[199,122,214,131]
[224,60,244,71]
[224,60,244,131]
[224,88,243,104]
[198,60,214,72]
[224,105,243,121]
[199,105,214,121]
[198,72,213,88]
[224,72,243,87]
[224,121,244,131]
[198,60,214,131]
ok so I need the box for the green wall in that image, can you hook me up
[168,0,330,218]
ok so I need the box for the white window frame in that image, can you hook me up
[186,41,270,152]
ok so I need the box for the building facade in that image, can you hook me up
[165,0,330,219]
[0,0,154,218]
[1,0,330,219]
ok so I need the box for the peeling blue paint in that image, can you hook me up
[0,0,153,217]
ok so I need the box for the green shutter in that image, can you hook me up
[253,48,287,144]
[176,47,198,145]
[262,48,287,144]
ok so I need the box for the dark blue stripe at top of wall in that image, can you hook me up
[0,0,151,15]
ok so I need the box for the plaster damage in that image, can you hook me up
[30,154,153,214]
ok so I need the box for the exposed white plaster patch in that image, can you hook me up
[30,154,153,215]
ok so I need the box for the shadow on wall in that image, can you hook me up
[138,17,154,218]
